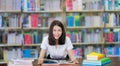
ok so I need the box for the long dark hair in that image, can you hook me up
[48,20,66,45]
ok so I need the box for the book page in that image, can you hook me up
[43,59,74,64]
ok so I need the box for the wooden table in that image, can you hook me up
[2,57,120,66]
[40,64,80,66]
[109,57,120,66]
[41,57,120,66]
[0,62,7,66]
[32,57,120,66]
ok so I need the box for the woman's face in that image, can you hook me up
[53,25,62,40]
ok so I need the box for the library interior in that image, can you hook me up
[0,0,120,66]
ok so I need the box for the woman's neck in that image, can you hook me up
[55,39,59,48]
[56,39,58,45]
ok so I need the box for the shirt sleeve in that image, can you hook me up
[41,36,48,50]
[66,37,73,50]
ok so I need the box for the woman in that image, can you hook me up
[38,20,78,64]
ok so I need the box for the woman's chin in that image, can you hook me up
[55,37,59,40]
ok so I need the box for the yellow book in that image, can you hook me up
[3,49,7,62]
[87,52,104,61]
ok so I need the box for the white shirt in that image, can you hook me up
[41,36,73,59]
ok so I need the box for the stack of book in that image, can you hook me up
[82,52,111,66]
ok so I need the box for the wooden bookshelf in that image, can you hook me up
[105,42,120,45]
[0,27,21,30]
[23,44,40,47]
[23,10,63,13]
[67,27,104,30]
[105,26,120,29]
[66,10,104,13]
[73,42,104,45]
[0,10,21,13]
[0,44,22,47]
[23,27,49,30]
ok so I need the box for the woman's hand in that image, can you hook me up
[70,58,79,64]
[38,49,46,65]
[38,58,44,65]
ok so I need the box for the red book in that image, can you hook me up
[79,48,82,56]
[66,0,73,11]
[66,33,71,38]
[24,34,32,44]
[107,32,113,42]
[105,48,108,56]
[73,49,76,56]
[31,14,38,27]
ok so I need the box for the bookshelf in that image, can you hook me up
[65,0,105,58]
[0,0,120,63]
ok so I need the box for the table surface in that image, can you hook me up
[1,57,120,66]
[41,57,120,66]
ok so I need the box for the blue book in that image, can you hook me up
[118,30,120,42]
[114,47,119,55]
[27,0,30,11]
[83,60,111,66]
[22,49,31,58]
[82,57,111,66]
[67,16,74,27]
[33,31,39,44]
[113,32,118,42]
[108,46,113,55]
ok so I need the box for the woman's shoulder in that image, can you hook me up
[43,35,49,39]
[65,36,71,41]
[43,35,49,41]
[66,36,70,39]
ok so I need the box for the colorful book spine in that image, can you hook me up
[107,32,114,42]
[24,33,32,44]
[67,16,74,27]
[31,14,38,27]
[118,30,120,42]
[66,0,73,11]
[74,15,80,26]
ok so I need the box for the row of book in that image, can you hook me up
[66,13,103,27]
[0,13,62,28]
[67,29,102,43]
[0,30,102,44]
[22,0,61,11]
[3,48,22,62]
[1,13,120,28]
[2,48,39,62]
[24,31,43,44]
[0,31,44,44]
[104,0,120,10]
[104,29,120,42]
[83,46,101,57]
[1,47,82,62]
[0,0,21,11]
[22,14,62,28]
[66,0,103,11]
[103,13,120,27]
[105,46,120,56]
[1,0,120,11]
[1,29,120,44]
[0,14,21,27]
[73,48,82,58]
[83,45,120,57]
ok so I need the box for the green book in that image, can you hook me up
[83,57,111,65]
[74,15,80,26]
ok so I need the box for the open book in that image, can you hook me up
[43,59,74,64]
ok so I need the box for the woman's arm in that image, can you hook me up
[38,49,46,64]
[67,49,79,64]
